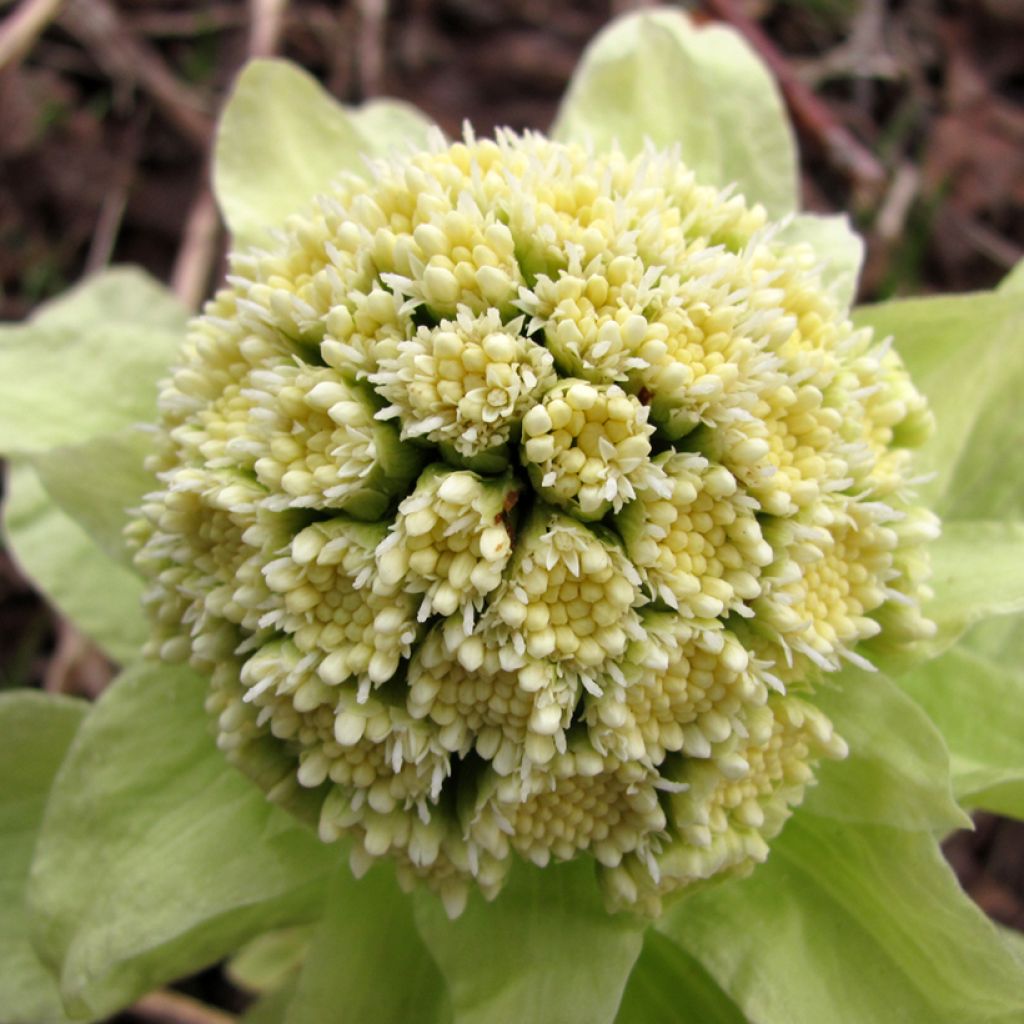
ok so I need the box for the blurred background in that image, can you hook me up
[0,0,1021,1019]
[3,0,1023,320]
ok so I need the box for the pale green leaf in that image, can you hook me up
[227,926,312,996]
[0,269,184,456]
[926,521,1024,652]
[853,290,1024,516]
[214,60,367,247]
[659,815,1024,1024]
[3,463,147,664]
[998,923,1024,965]
[947,618,1024,809]
[959,611,1024,669]
[0,322,180,455]
[214,61,436,248]
[998,259,1024,294]
[29,428,154,570]
[286,864,450,1024]
[349,98,437,154]
[777,212,864,310]
[616,930,745,1024]
[899,641,1024,818]
[0,691,87,1024]
[413,859,644,1024]
[552,9,798,215]
[29,266,187,335]
[803,669,967,830]
[28,661,337,1021]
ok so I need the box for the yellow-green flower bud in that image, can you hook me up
[602,696,846,916]
[372,306,556,458]
[130,469,270,646]
[242,364,421,519]
[374,464,518,624]
[466,738,668,870]
[617,451,773,615]
[259,517,419,695]
[321,285,417,381]
[518,251,668,384]
[520,378,669,520]
[755,501,906,676]
[240,640,450,819]
[586,613,774,765]
[476,507,646,689]
[383,192,524,317]
[407,627,578,772]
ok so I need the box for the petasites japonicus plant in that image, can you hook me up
[2,9,1024,1024]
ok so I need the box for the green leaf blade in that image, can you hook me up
[853,290,1024,517]
[553,9,798,215]
[804,668,968,831]
[659,816,1024,1024]
[3,463,148,664]
[28,662,337,1020]
[28,266,188,335]
[777,212,864,310]
[214,60,439,248]
[998,258,1024,294]
[0,269,185,457]
[616,930,746,1024]
[349,98,436,154]
[927,521,1024,653]
[0,691,87,1024]
[227,927,312,998]
[413,860,645,1024]
[899,641,1024,818]
[30,428,155,569]
[286,865,450,1024]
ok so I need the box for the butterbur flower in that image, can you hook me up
[371,307,557,459]
[407,627,577,771]
[374,465,518,624]
[584,613,776,765]
[3,8,1024,1024]
[602,696,848,916]
[126,108,941,918]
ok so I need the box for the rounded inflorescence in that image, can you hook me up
[130,129,937,917]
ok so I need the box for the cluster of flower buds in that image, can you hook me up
[131,130,936,916]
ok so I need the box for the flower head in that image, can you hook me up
[372,307,556,459]
[130,129,936,916]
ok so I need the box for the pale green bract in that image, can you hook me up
[0,9,1023,1024]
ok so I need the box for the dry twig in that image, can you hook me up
[0,0,63,71]
[356,0,386,97]
[703,0,886,194]
[876,161,920,244]
[171,186,221,311]
[43,618,112,698]
[129,990,237,1024]
[612,0,657,14]
[248,0,287,58]
[59,0,212,147]
[169,0,291,311]
[797,0,899,88]
[126,4,249,39]
[85,111,147,274]
[953,213,1024,271]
